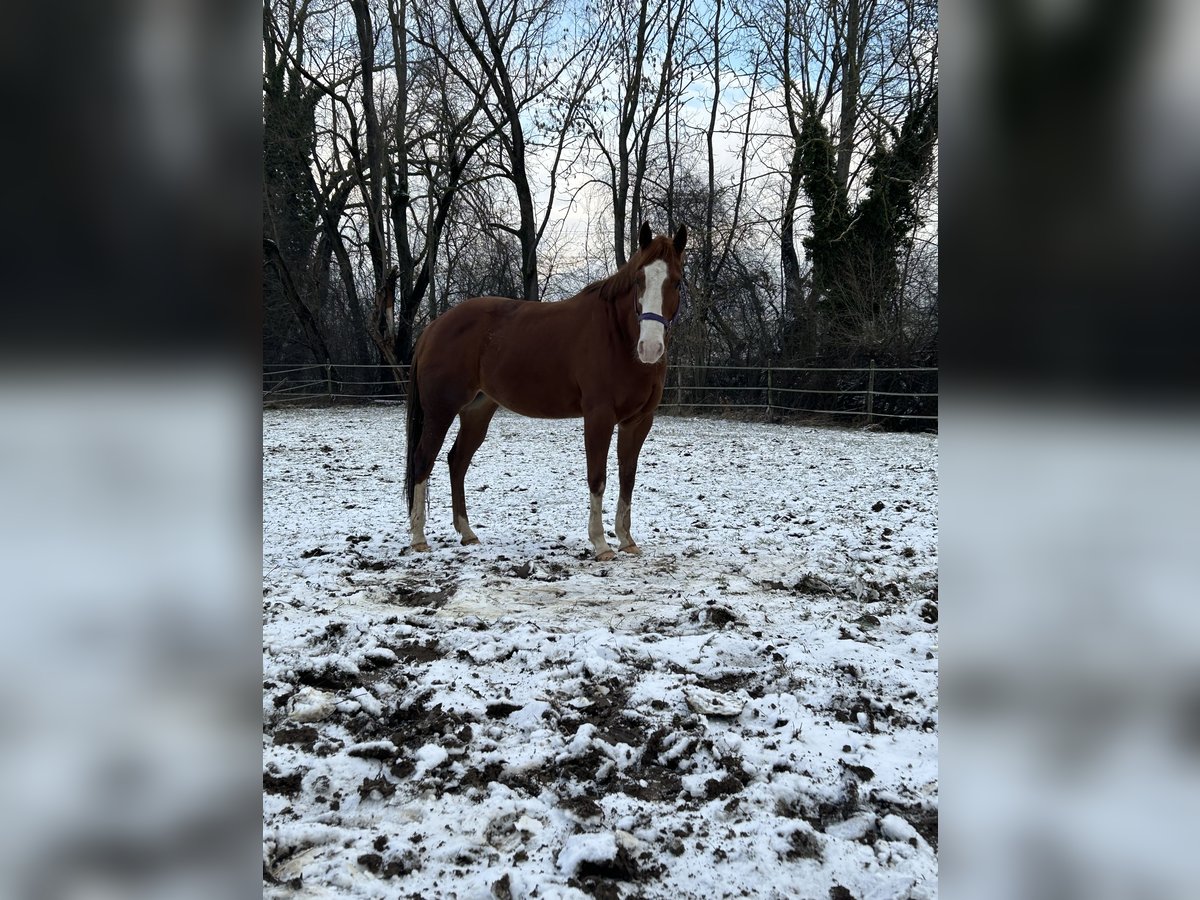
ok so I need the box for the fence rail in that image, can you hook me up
[263,361,938,427]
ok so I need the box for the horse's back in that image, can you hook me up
[421,296,521,343]
[420,295,582,362]
[416,296,519,367]
[416,295,590,419]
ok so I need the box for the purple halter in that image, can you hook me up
[638,311,673,328]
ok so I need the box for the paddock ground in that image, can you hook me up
[263,407,938,899]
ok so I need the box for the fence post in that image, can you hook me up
[766,363,773,414]
[326,362,333,401]
[866,358,875,425]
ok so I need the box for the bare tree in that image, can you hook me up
[373,0,500,368]
[737,0,938,363]
[443,0,606,301]
[581,0,689,267]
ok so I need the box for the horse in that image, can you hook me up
[404,222,687,561]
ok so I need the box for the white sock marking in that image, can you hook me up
[410,480,428,546]
[589,488,611,557]
[616,496,633,548]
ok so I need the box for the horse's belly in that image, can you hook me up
[486,387,581,420]
[478,343,583,418]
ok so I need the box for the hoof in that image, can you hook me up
[412,542,431,552]
[460,536,480,547]
[595,549,616,562]
[619,543,642,556]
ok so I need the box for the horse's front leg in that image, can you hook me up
[583,413,616,561]
[616,415,654,554]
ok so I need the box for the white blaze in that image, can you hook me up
[637,260,668,364]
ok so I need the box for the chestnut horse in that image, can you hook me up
[405,222,687,560]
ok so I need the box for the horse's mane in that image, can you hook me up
[578,259,637,304]
[578,241,670,305]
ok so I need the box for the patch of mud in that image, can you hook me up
[271,726,319,751]
[570,844,665,899]
[392,640,443,662]
[263,769,304,796]
[389,582,458,608]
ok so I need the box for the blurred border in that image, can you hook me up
[0,1,261,898]
[943,1,1200,897]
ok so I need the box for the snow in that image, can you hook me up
[557,831,619,877]
[263,406,938,898]
[412,743,449,777]
[880,814,921,845]
[287,686,336,723]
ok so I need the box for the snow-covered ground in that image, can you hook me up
[263,407,938,899]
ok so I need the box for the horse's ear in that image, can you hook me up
[639,221,653,251]
[673,224,688,254]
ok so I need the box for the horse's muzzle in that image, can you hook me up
[637,338,665,364]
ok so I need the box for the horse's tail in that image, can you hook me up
[405,350,423,516]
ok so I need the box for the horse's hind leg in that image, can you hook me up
[409,396,463,552]
[448,394,499,545]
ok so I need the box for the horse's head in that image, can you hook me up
[633,222,687,364]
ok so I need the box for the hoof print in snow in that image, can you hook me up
[560,832,654,896]
[830,887,858,900]
[871,500,885,512]
[390,583,456,608]
[362,647,399,667]
[686,687,746,717]
[300,547,327,558]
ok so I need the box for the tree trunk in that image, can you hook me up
[350,0,389,321]
[835,0,862,193]
[368,267,407,386]
[614,0,650,267]
[264,238,334,365]
[780,144,812,361]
